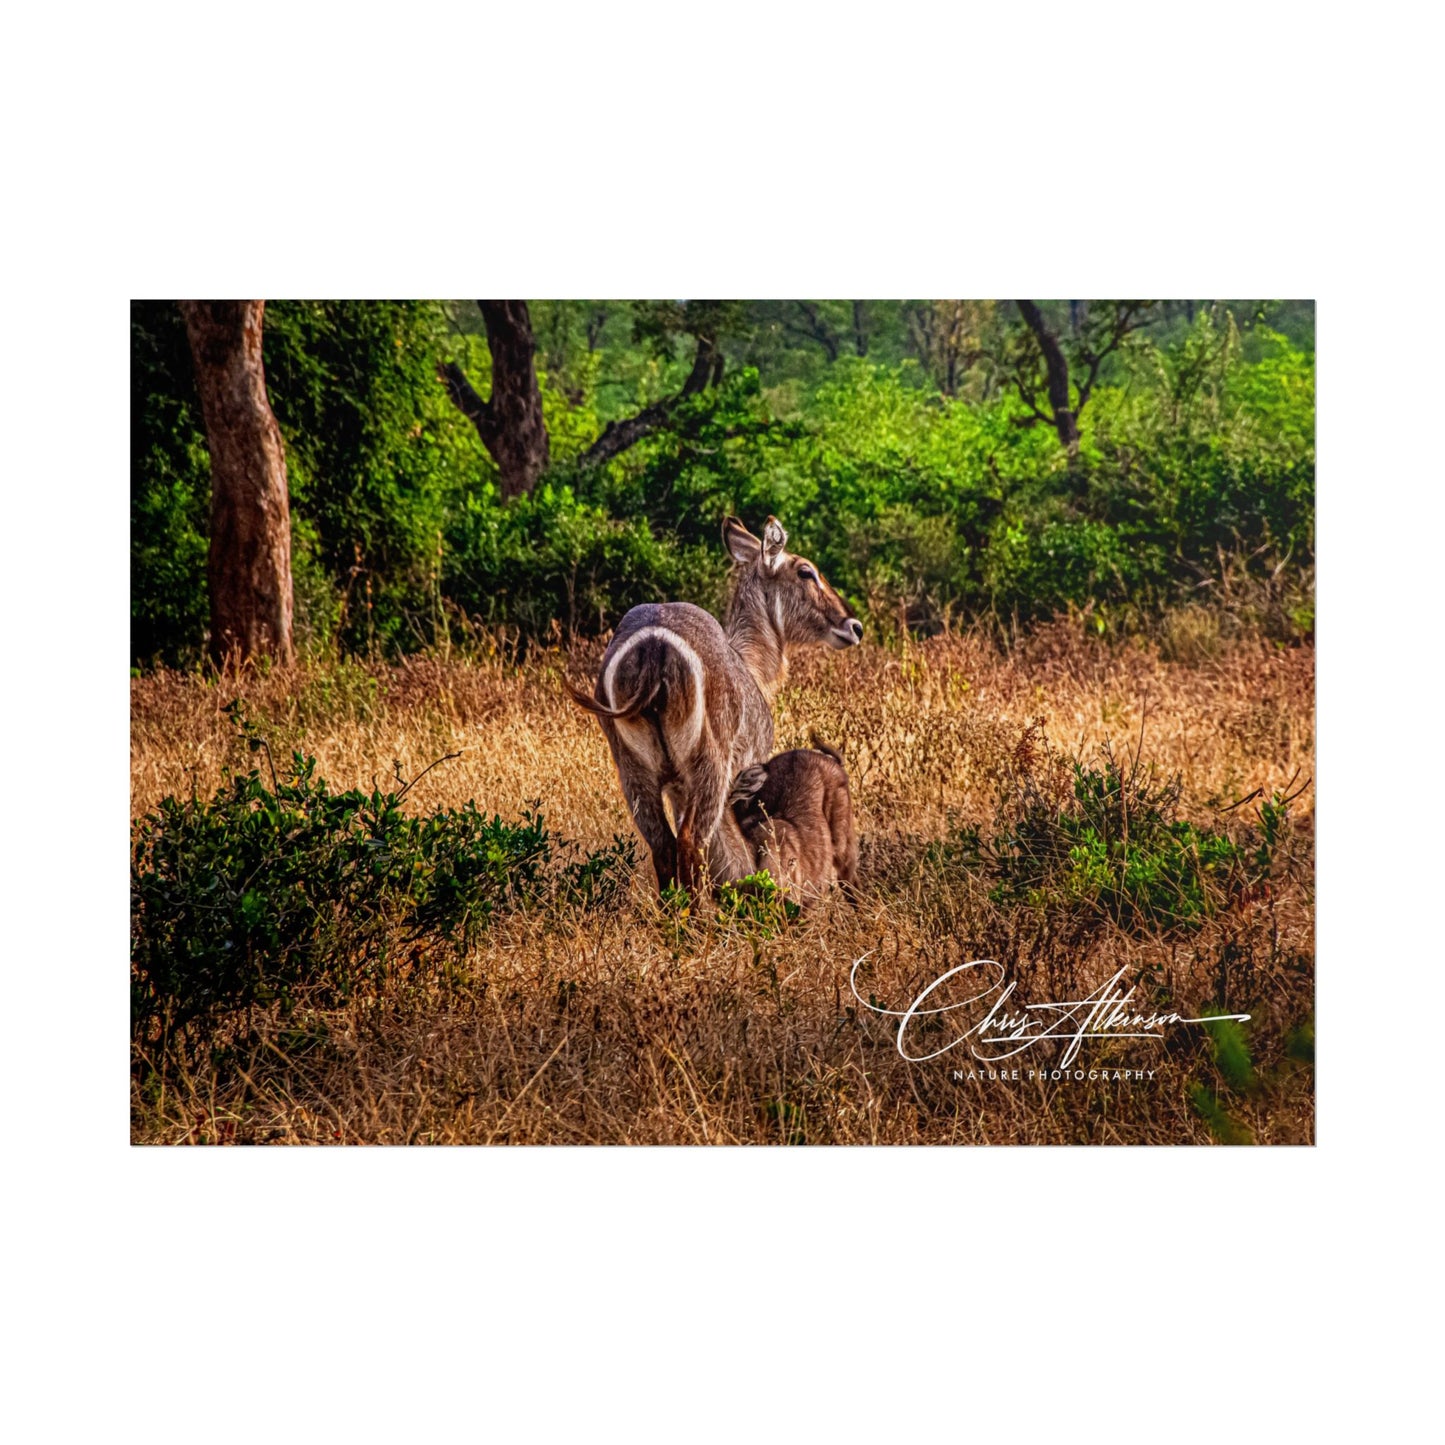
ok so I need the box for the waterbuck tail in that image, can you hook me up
[809,731,845,768]
[563,674,664,720]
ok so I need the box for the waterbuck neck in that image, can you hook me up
[725,581,788,700]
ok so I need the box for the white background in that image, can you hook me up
[3,2,1439,1439]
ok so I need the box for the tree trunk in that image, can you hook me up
[793,302,840,362]
[1016,300,1080,454]
[852,300,869,357]
[438,300,549,498]
[179,300,295,667]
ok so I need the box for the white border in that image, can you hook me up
[7,3,1439,1438]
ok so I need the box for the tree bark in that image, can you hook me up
[438,300,550,498]
[1016,300,1079,453]
[179,300,295,667]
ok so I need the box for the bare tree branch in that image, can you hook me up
[578,332,719,468]
[1074,301,1153,412]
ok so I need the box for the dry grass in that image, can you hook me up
[130,622,1315,1145]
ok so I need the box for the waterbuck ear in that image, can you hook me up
[762,516,788,571]
[722,516,762,567]
[728,764,769,807]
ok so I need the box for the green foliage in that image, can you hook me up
[130,711,632,1057]
[1285,1018,1315,1065]
[261,300,491,655]
[131,301,211,667]
[1187,1002,1260,1144]
[131,300,1314,666]
[598,369,802,523]
[444,480,716,638]
[1188,1083,1255,1145]
[1203,1012,1259,1095]
[631,299,748,357]
[716,869,801,935]
[955,740,1289,934]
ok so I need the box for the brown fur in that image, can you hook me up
[728,740,859,905]
[567,517,861,894]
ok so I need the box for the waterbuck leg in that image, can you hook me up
[623,779,678,892]
[675,755,740,896]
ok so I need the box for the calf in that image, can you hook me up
[727,739,859,904]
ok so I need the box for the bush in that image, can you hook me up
[443,481,717,640]
[946,735,1293,934]
[130,713,633,1058]
[716,870,801,935]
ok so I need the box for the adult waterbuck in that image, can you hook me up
[567,516,862,893]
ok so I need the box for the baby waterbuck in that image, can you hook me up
[567,516,862,893]
[728,740,859,905]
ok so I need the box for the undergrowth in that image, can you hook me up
[131,709,633,1062]
[940,727,1305,934]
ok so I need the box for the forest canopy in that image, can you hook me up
[131,299,1315,668]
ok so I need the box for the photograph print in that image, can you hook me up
[130,299,1315,1145]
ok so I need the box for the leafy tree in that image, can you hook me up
[903,300,1003,398]
[261,300,490,655]
[439,299,748,486]
[1008,300,1157,456]
[132,302,210,667]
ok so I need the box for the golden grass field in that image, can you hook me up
[130,622,1315,1144]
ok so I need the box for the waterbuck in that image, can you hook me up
[567,516,862,893]
[728,739,859,905]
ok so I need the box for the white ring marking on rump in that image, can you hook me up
[601,625,706,757]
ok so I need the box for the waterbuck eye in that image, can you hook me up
[798,566,817,582]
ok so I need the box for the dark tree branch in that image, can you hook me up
[1016,300,1079,452]
[1074,300,1152,412]
[1007,369,1056,428]
[784,301,841,362]
[682,332,717,396]
[579,333,719,468]
[437,360,495,445]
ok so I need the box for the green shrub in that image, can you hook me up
[444,481,715,639]
[1188,1083,1255,1145]
[1202,1011,1259,1095]
[131,714,633,1058]
[946,739,1290,934]
[1187,1013,1260,1143]
[717,870,801,935]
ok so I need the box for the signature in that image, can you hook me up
[849,955,1248,1068]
